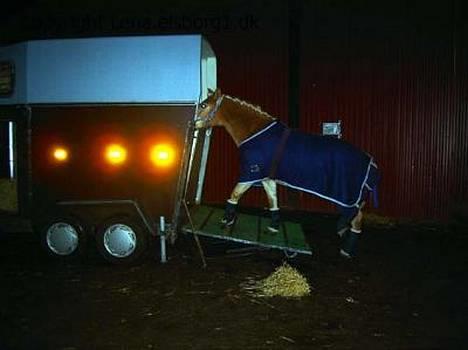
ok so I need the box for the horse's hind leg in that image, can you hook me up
[340,202,365,259]
[350,204,364,232]
[221,182,252,227]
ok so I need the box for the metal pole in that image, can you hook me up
[8,121,14,179]
[183,201,207,268]
[195,127,212,204]
[159,216,167,263]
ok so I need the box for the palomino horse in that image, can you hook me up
[195,89,379,258]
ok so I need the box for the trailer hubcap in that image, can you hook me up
[46,222,79,255]
[103,224,137,258]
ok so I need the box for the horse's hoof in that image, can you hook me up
[340,229,360,258]
[265,226,279,234]
[337,227,348,238]
[220,218,235,228]
[339,249,354,259]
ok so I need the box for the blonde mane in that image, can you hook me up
[224,95,276,121]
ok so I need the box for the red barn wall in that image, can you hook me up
[298,1,468,220]
[1,1,466,221]
[202,1,468,221]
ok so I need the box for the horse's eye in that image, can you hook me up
[200,103,207,109]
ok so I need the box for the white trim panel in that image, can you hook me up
[0,35,206,104]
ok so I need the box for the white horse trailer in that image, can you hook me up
[0,35,216,264]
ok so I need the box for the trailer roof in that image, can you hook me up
[0,35,214,105]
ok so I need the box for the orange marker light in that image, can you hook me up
[105,144,127,165]
[53,147,69,162]
[150,144,175,168]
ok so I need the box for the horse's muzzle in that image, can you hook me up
[194,119,205,129]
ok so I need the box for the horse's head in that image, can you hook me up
[195,88,224,129]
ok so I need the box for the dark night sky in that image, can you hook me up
[0,0,288,44]
[1,0,466,49]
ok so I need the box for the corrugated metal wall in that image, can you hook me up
[202,0,468,221]
[299,0,468,219]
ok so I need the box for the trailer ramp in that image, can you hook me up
[183,205,312,255]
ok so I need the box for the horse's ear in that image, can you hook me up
[214,88,222,97]
[207,88,214,96]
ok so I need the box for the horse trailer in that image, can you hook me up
[0,35,220,264]
[0,34,312,265]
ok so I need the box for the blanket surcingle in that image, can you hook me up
[238,121,379,209]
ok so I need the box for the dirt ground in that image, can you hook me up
[1,212,467,350]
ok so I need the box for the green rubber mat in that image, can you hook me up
[182,205,312,255]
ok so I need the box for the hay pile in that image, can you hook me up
[363,213,397,228]
[242,263,311,298]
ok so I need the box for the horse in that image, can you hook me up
[194,88,379,259]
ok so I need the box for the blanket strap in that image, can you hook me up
[269,128,291,179]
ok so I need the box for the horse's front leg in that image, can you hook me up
[261,179,280,233]
[221,183,252,227]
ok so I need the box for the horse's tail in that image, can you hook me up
[368,158,380,208]
[372,184,379,208]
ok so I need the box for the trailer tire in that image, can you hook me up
[39,216,87,259]
[95,216,149,265]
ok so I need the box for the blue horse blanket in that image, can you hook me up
[238,121,379,212]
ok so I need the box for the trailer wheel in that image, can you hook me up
[95,217,149,265]
[39,216,87,259]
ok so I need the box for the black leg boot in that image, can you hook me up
[266,209,280,234]
[340,229,360,259]
[337,207,358,237]
[221,201,237,227]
